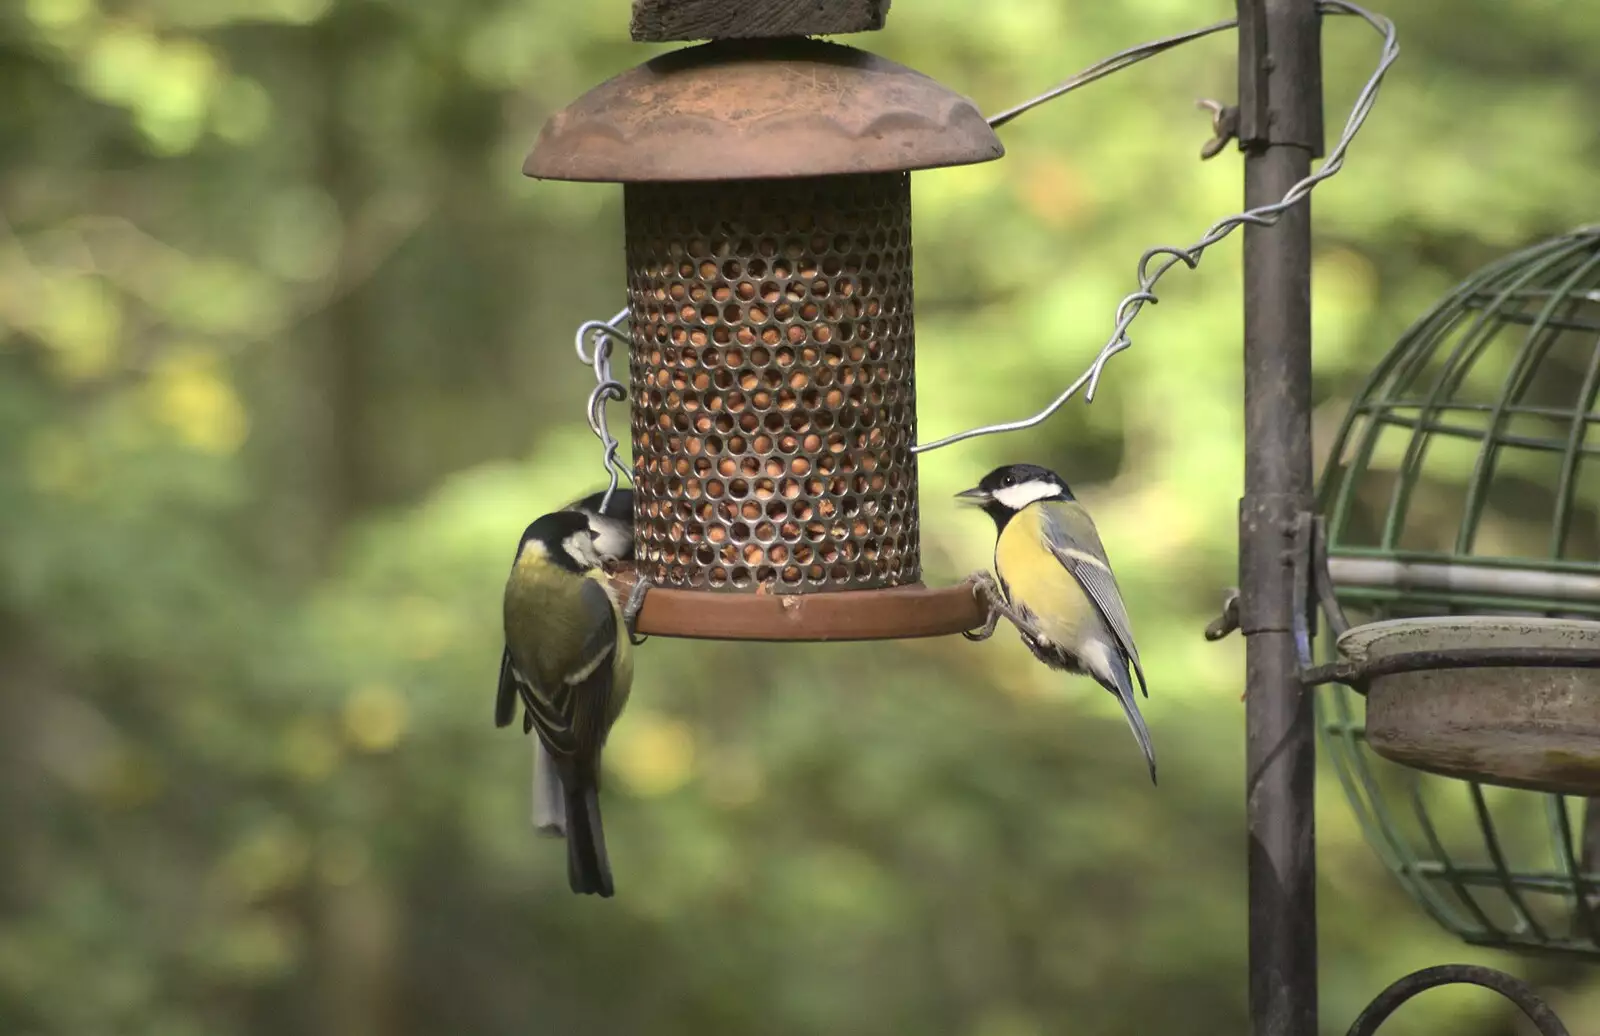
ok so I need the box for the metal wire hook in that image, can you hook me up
[1195,98,1240,160]
[575,309,630,365]
[561,3,1399,462]
[571,307,633,513]
[911,0,1399,454]
[1136,247,1200,282]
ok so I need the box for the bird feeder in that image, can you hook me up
[524,31,1001,641]
[1316,226,1600,956]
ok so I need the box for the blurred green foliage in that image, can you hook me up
[2,0,1598,1033]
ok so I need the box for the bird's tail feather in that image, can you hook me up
[564,781,614,898]
[532,743,566,837]
[1105,655,1158,786]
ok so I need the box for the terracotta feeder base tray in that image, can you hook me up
[607,566,985,642]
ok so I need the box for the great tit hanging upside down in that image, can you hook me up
[496,510,635,896]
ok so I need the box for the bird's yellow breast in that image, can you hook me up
[505,550,620,688]
[995,504,1090,647]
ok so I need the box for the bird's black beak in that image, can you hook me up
[955,487,991,506]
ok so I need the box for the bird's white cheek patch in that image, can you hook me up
[563,531,600,568]
[993,480,1060,511]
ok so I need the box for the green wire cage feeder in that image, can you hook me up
[1317,225,1600,956]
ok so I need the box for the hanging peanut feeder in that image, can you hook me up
[524,32,1002,641]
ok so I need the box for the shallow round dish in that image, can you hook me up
[1337,616,1600,794]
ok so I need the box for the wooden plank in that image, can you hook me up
[630,0,891,42]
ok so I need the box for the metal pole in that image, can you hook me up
[1236,2,1323,1036]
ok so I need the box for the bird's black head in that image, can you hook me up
[572,487,634,522]
[516,510,601,574]
[955,463,1074,529]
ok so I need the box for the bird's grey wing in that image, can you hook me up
[521,580,620,763]
[498,644,549,732]
[494,647,519,728]
[1040,504,1149,696]
[502,649,565,825]
[496,531,531,728]
[569,579,621,754]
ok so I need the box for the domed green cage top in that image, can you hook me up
[1318,225,1600,957]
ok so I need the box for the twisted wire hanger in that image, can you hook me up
[565,1,1399,474]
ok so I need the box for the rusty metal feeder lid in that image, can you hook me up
[523,37,1004,183]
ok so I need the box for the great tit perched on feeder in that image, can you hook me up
[496,509,637,897]
[957,463,1156,784]
[569,487,634,563]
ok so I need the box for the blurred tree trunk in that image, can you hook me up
[310,10,376,559]
[300,15,401,1036]
[312,877,401,1036]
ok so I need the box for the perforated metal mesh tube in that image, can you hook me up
[624,172,919,592]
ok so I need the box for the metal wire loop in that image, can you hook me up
[984,17,1239,131]
[1137,246,1201,280]
[572,307,632,512]
[912,0,1400,453]
[563,2,1399,462]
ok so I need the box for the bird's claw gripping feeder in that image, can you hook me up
[526,35,1001,641]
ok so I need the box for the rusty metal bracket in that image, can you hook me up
[1226,507,1349,673]
[1213,509,1336,648]
[1236,0,1326,154]
[1205,588,1242,640]
[1287,510,1356,681]
[1197,99,1241,159]
[1238,493,1311,635]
